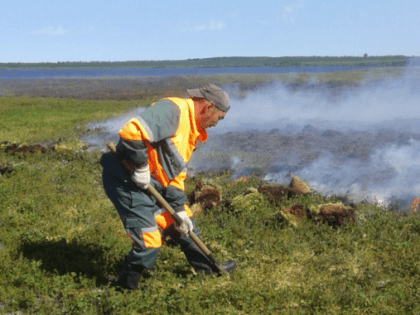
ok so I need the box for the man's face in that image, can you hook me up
[200,103,226,129]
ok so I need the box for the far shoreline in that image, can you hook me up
[0,55,413,70]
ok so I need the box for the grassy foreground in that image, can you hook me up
[1,95,420,314]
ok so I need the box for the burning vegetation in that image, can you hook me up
[186,175,355,229]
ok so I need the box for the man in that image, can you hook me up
[100,84,237,290]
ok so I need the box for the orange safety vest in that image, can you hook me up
[119,97,207,191]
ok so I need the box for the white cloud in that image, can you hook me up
[181,20,225,32]
[32,26,65,35]
[283,0,304,23]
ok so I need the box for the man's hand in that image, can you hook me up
[131,165,150,189]
[175,211,193,236]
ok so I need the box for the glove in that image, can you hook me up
[131,165,150,189]
[175,211,193,236]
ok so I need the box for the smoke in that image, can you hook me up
[203,65,420,207]
[81,107,145,151]
[83,63,420,208]
[265,139,420,206]
[214,67,420,134]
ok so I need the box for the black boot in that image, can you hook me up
[182,242,237,275]
[114,257,144,290]
[216,259,237,275]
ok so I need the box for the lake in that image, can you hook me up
[0,65,385,79]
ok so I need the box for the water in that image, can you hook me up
[0,65,385,79]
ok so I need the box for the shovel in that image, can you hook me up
[107,142,228,276]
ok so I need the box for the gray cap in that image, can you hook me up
[187,84,230,112]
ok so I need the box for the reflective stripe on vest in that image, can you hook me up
[119,115,154,142]
[118,97,207,191]
[149,98,207,190]
[161,98,206,190]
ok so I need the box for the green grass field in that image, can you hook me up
[1,72,420,314]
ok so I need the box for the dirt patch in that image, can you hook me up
[258,185,303,204]
[314,204,355,228]
[3,143,47,154]
[188,181,222,212]
[1,142,88,155]
[284,205,311,219]
[281,203,355,228]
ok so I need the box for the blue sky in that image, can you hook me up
[1,0,419,63]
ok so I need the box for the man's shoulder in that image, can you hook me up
[148,98,181,114]
[160,97,194,107]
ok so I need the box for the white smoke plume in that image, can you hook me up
[82,107,145,151]
[265,139,420,206]
[208,65,420,207]
[83,64,420,208]
[214,67,420,134]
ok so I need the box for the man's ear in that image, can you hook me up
[199,102,210,115]
[199,102,209,115]
[205,102,215,112]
